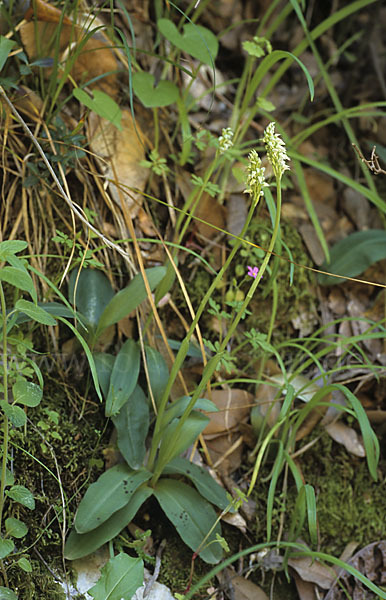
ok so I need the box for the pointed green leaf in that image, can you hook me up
[5,518,28,539]
[88,553,143,600]
[112,385,149,469]
[106,339,140,417]
[0,36,15,71]
[0,267,36,302]
[13,378,42,408]
[0,240,27,259]
[6,486,35,509]
[93,353,115,399]
[75,465,151,534]
[157,412,209,469]
[65,486,153,560]
[154,478,222,564]
[318,230,386,285]
[73,88,122,130]
[15,300,57,326]
[163,457,231,512]
[145,345,169,406]
[69,269,115,329]
[161,396,218,429]
[96,267,166,339]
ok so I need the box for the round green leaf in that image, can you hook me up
[5,518,28,539]
[88,553,143,600]
[0,539,14,559]
[0,586,18,600]
[6,485,35,510]
[0,402,26,428]
[16,557,32,573]
[12,378,42,407]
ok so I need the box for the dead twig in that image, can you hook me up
[352,143,386,175]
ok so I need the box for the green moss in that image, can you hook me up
[249,429,386,558]
[2,373,108,594]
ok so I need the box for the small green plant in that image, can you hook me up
[0,240,57,597]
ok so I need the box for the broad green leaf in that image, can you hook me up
[145,345,169,406]
[93,353,115,399]
[5,518,28,539]
[160,396,217,429]
[106,339,140,417]
[15,300,57,326]
[0,267,36,302]
[132,72,179,108]
[65,486,153,560]
[0,587,18,600]
[112,385,149,470]
[0,401,26,428]
[0,539,14,559]
[6,485,35,509]
[0,240,27,260]
[73,88,122,130]
[74,465,151,534]
[163,457,231,512]
[96,267,166,339]
[88,553,143,600]
[0,37,15,72]
[69,269,114,329]
[16,557,32,573]
[157,19,218,66]
[13,378,42,408]
[318,230,386,285]
[154,478,222,564]
[157,412,210,469]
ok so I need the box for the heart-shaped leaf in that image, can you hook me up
[318,229,386,285]
[133,72,179,108]
[157,19,218,65]
[73,88,122,130]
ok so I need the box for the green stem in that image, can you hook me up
[147,191,262,473]
[149,179,282,482]
[0,282,9,533]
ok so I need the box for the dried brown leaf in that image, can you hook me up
[288,556,335,589]
[230,575,269,600]
[324,421,365,457]
[88,110,148,218]
[203,389,253,437]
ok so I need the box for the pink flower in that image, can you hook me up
[247,266,259,278]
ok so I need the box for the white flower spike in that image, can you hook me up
[263,122,290,180]
[218,127,234,154]
[244,149,268,197]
